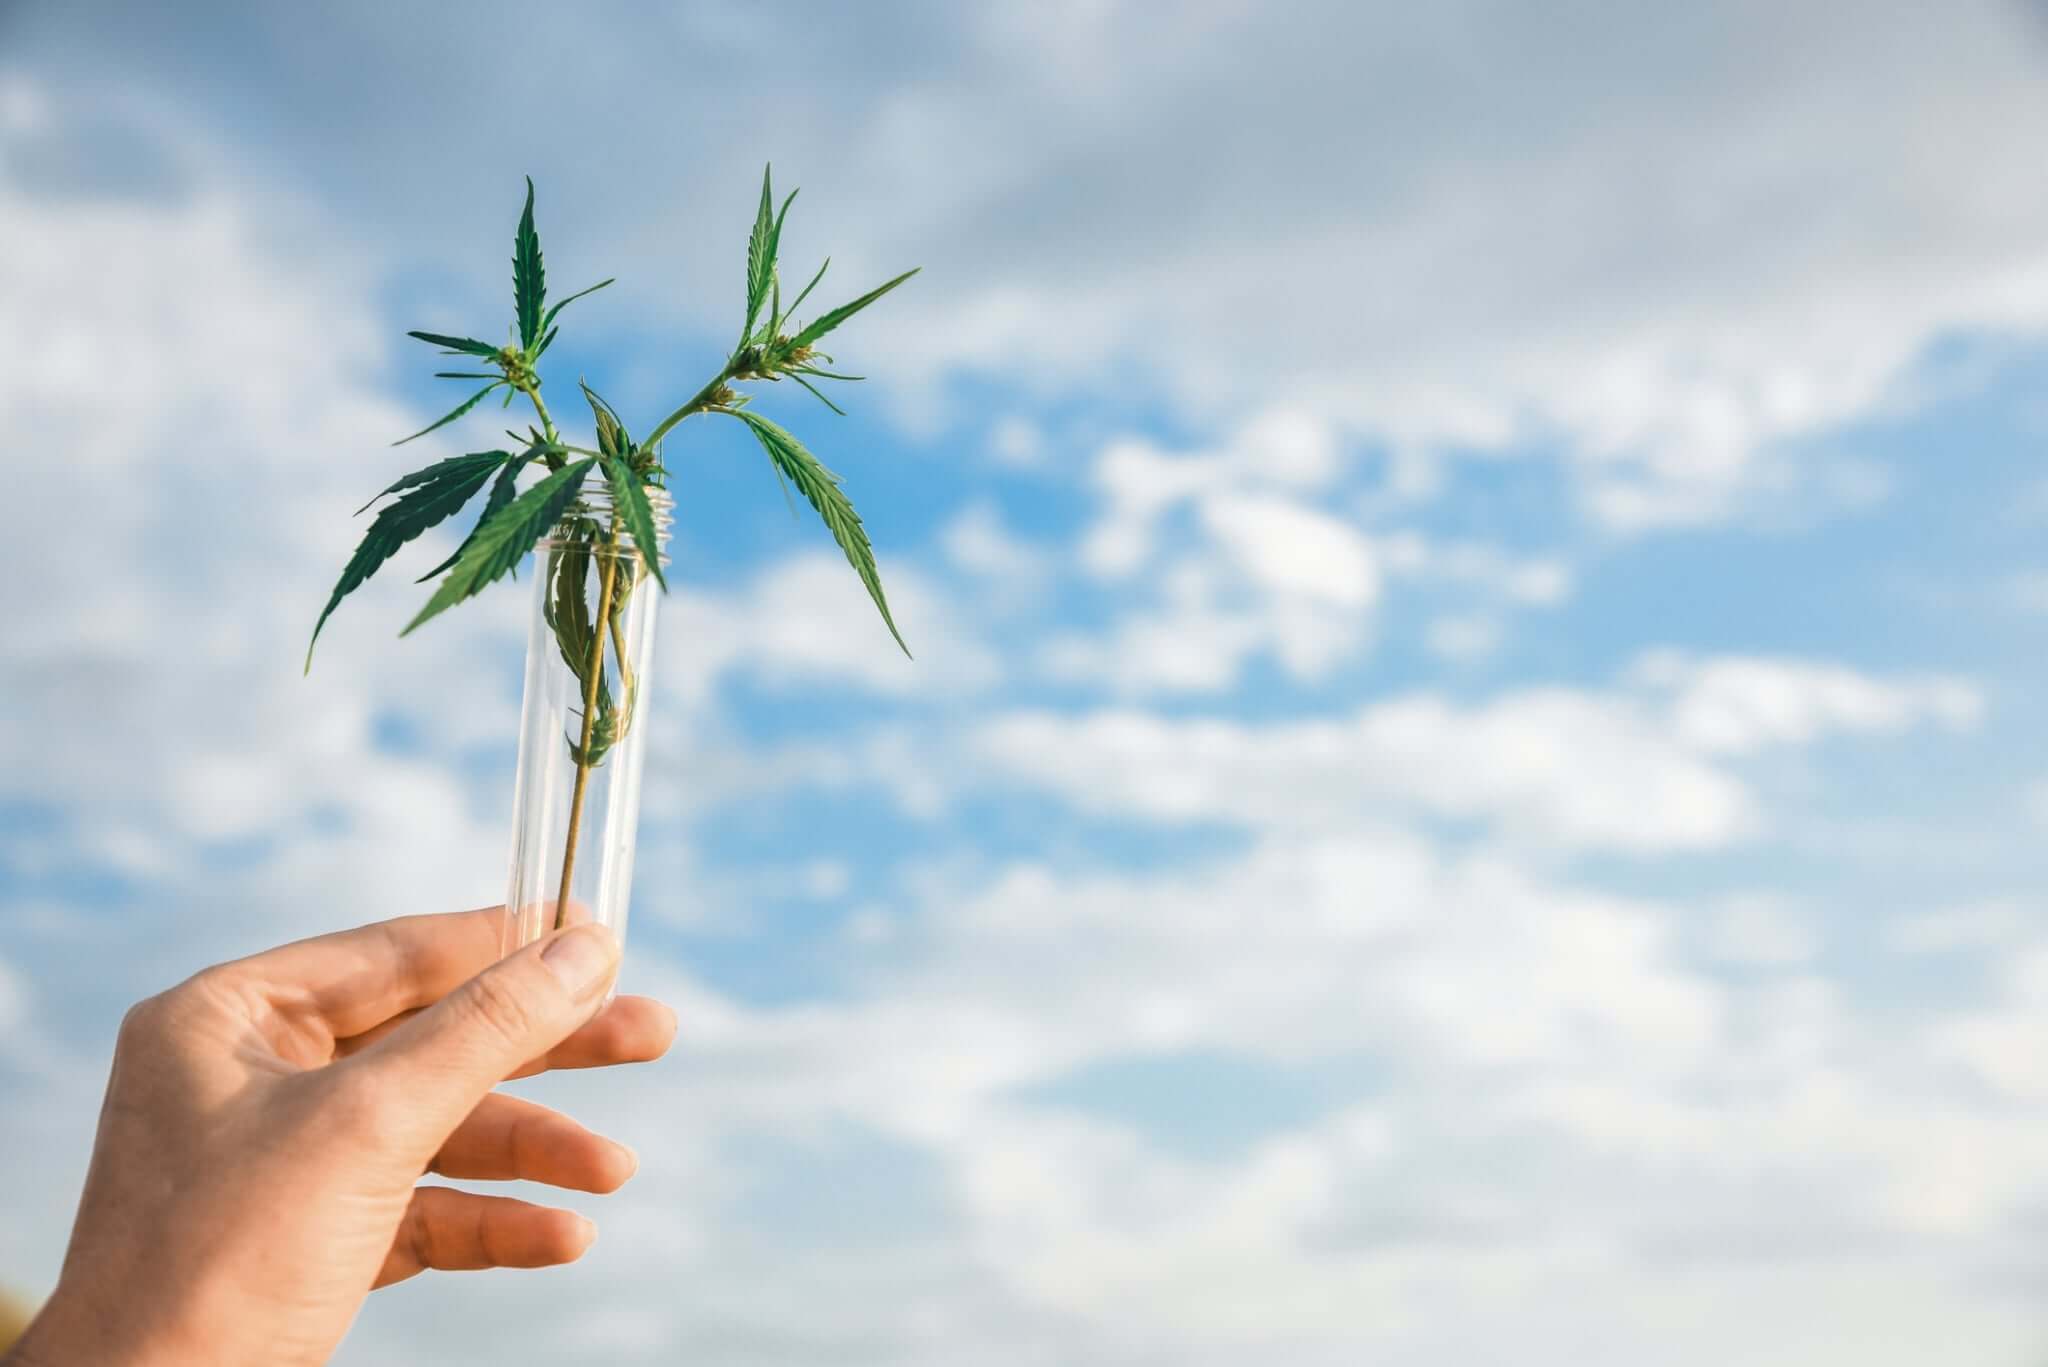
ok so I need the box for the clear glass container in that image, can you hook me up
[502,484,671,966]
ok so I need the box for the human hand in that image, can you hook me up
[4,907,676,1367]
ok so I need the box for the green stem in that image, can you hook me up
[522,383,565,470]
[607,604,633,701]
[640,359,743,451]
[554,517,623,928]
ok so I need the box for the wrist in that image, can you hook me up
[7,1282,203,1367]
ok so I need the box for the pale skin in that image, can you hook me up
[2,907,676,1367]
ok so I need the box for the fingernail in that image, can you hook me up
[542,924,618,995]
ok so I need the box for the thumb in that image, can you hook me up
[349,923,620,1145]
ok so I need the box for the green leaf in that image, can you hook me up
[766,189,798,334]
[534,325,561,359]
[415,451,534,581]
[765,446,800,521]
[306,450,513,670]
[790,268,919,351]
[785,257,829,320]
[355,449,510,515]
[540,278,614,333]
[582,381,631,462]
[566,674,621,767]
[393,382,502,446]
[744,164,776,340]
[771,189,798,267]
[598,443,668,591]
[729,410,909,657]
[790,372,847,416]
[547,543,597,678]
[514,176,545,351]
[548,544,629,767]
[406,330,502,359]
[402,458,596,635]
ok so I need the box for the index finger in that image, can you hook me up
[227,906,508,1042]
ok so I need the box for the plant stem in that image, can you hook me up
[639,359,742,451]
[554,519,623,928]
[607,608,633,701]
[523,384,565,470]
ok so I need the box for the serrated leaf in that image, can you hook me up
[406,330,502,358]
[598,443,668,591]
[550,543,631,767]
[770,189,798,267]
[402,458,596,635]
[540,278,613,333]
[582,381,632,463]
[549,542,597,678]
[790,268,919,351]
[566,674,622,768]
[306,450,513,670]
[744,165,776,339]
[729,410,909,657]
[393,381,502,446]
[765,445,800,521]
[415,450,534,581]
[766,189,797,335]
[514,176,545,351]
[356,449,510,515]
[534,325,561,359]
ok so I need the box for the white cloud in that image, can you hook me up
[582,823,2048,1365]
[1633,652,1984,755]
[975,692,1752,852]
[987,414,1045,469]
[4,22,2046,1367]
[802,0,2048,526]
[1198,493,1379,609]
[1080,411,1344,581]
[37,2,2048,528]
[1935,946,2048,1101]
[658,553,1000,711]
[980,654,1988,853]
[1382,534,1574,605]
[1885,899,2037,956]
[1056,411,1586,694]
[1423,614,1501,662]
[1039,593,1270,695]
[940,500,1050,587]
[1709,894,1819,967]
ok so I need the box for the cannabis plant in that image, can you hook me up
[308,169,914,926]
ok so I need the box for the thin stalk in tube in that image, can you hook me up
[555,518,623,926]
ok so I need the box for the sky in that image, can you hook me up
[3,2,2048,1362]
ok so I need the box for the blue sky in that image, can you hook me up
[3,3,2048,1362]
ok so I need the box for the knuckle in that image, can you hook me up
[458,969,539,1050]
[118,965,248,1048]
[115,991,170,1046]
